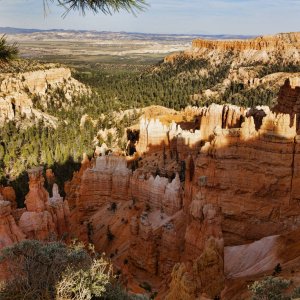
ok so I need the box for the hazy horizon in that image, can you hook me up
[0,26,258,37]
[0,0,299,36]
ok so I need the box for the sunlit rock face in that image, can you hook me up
[165,32,300,66]
[78,155,131,212]
[0,66,89,126]
[191,33,300,52]
[136,104,246,160]
[24,167,49,212]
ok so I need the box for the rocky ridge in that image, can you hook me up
[165,32,300,105]
[166,32,300,65]
[191,32,300,52]
[0,64,89,126]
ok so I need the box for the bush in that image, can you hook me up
[0,35,19,61]
[102,282,149,299]
[0,240,111,300]
[107,226,115,241]
[249,276,291,300]
[56,257,112,300]
[110,202,118,212]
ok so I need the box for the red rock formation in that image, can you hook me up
[164,32,300,97]
[0,186,17,209]
[18,167,69,240]
[166,32,300,64]
[165,203,224,299]
[195,112,298,245]
[166,237,224,300]
[49,183,70,237]
[24,167,49,212]
[65,153,91,212]
[0,170,70,280]
[0,197,25,249]
[45,168,56,186]
[67,147,226,297]
[0,198,26,281]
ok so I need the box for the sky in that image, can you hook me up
[0,0,299,35]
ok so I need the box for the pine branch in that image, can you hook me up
[48,0,148,16]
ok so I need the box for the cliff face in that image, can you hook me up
[0,65,88,126]
[66,156,197,295]
[191,32,300,52]
[166,32,300,65]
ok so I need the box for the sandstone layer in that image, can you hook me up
[166,32,300,65]
[192,32,300,52]
[0,65,89,126]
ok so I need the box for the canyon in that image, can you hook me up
[1,32,300,299]
[1,78,300,298]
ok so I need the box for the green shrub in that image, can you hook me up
[139,282,152,293]
[56,257,112,300]
[0,35,19,61]
[0,240,109,300]
[249,276,291,300]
